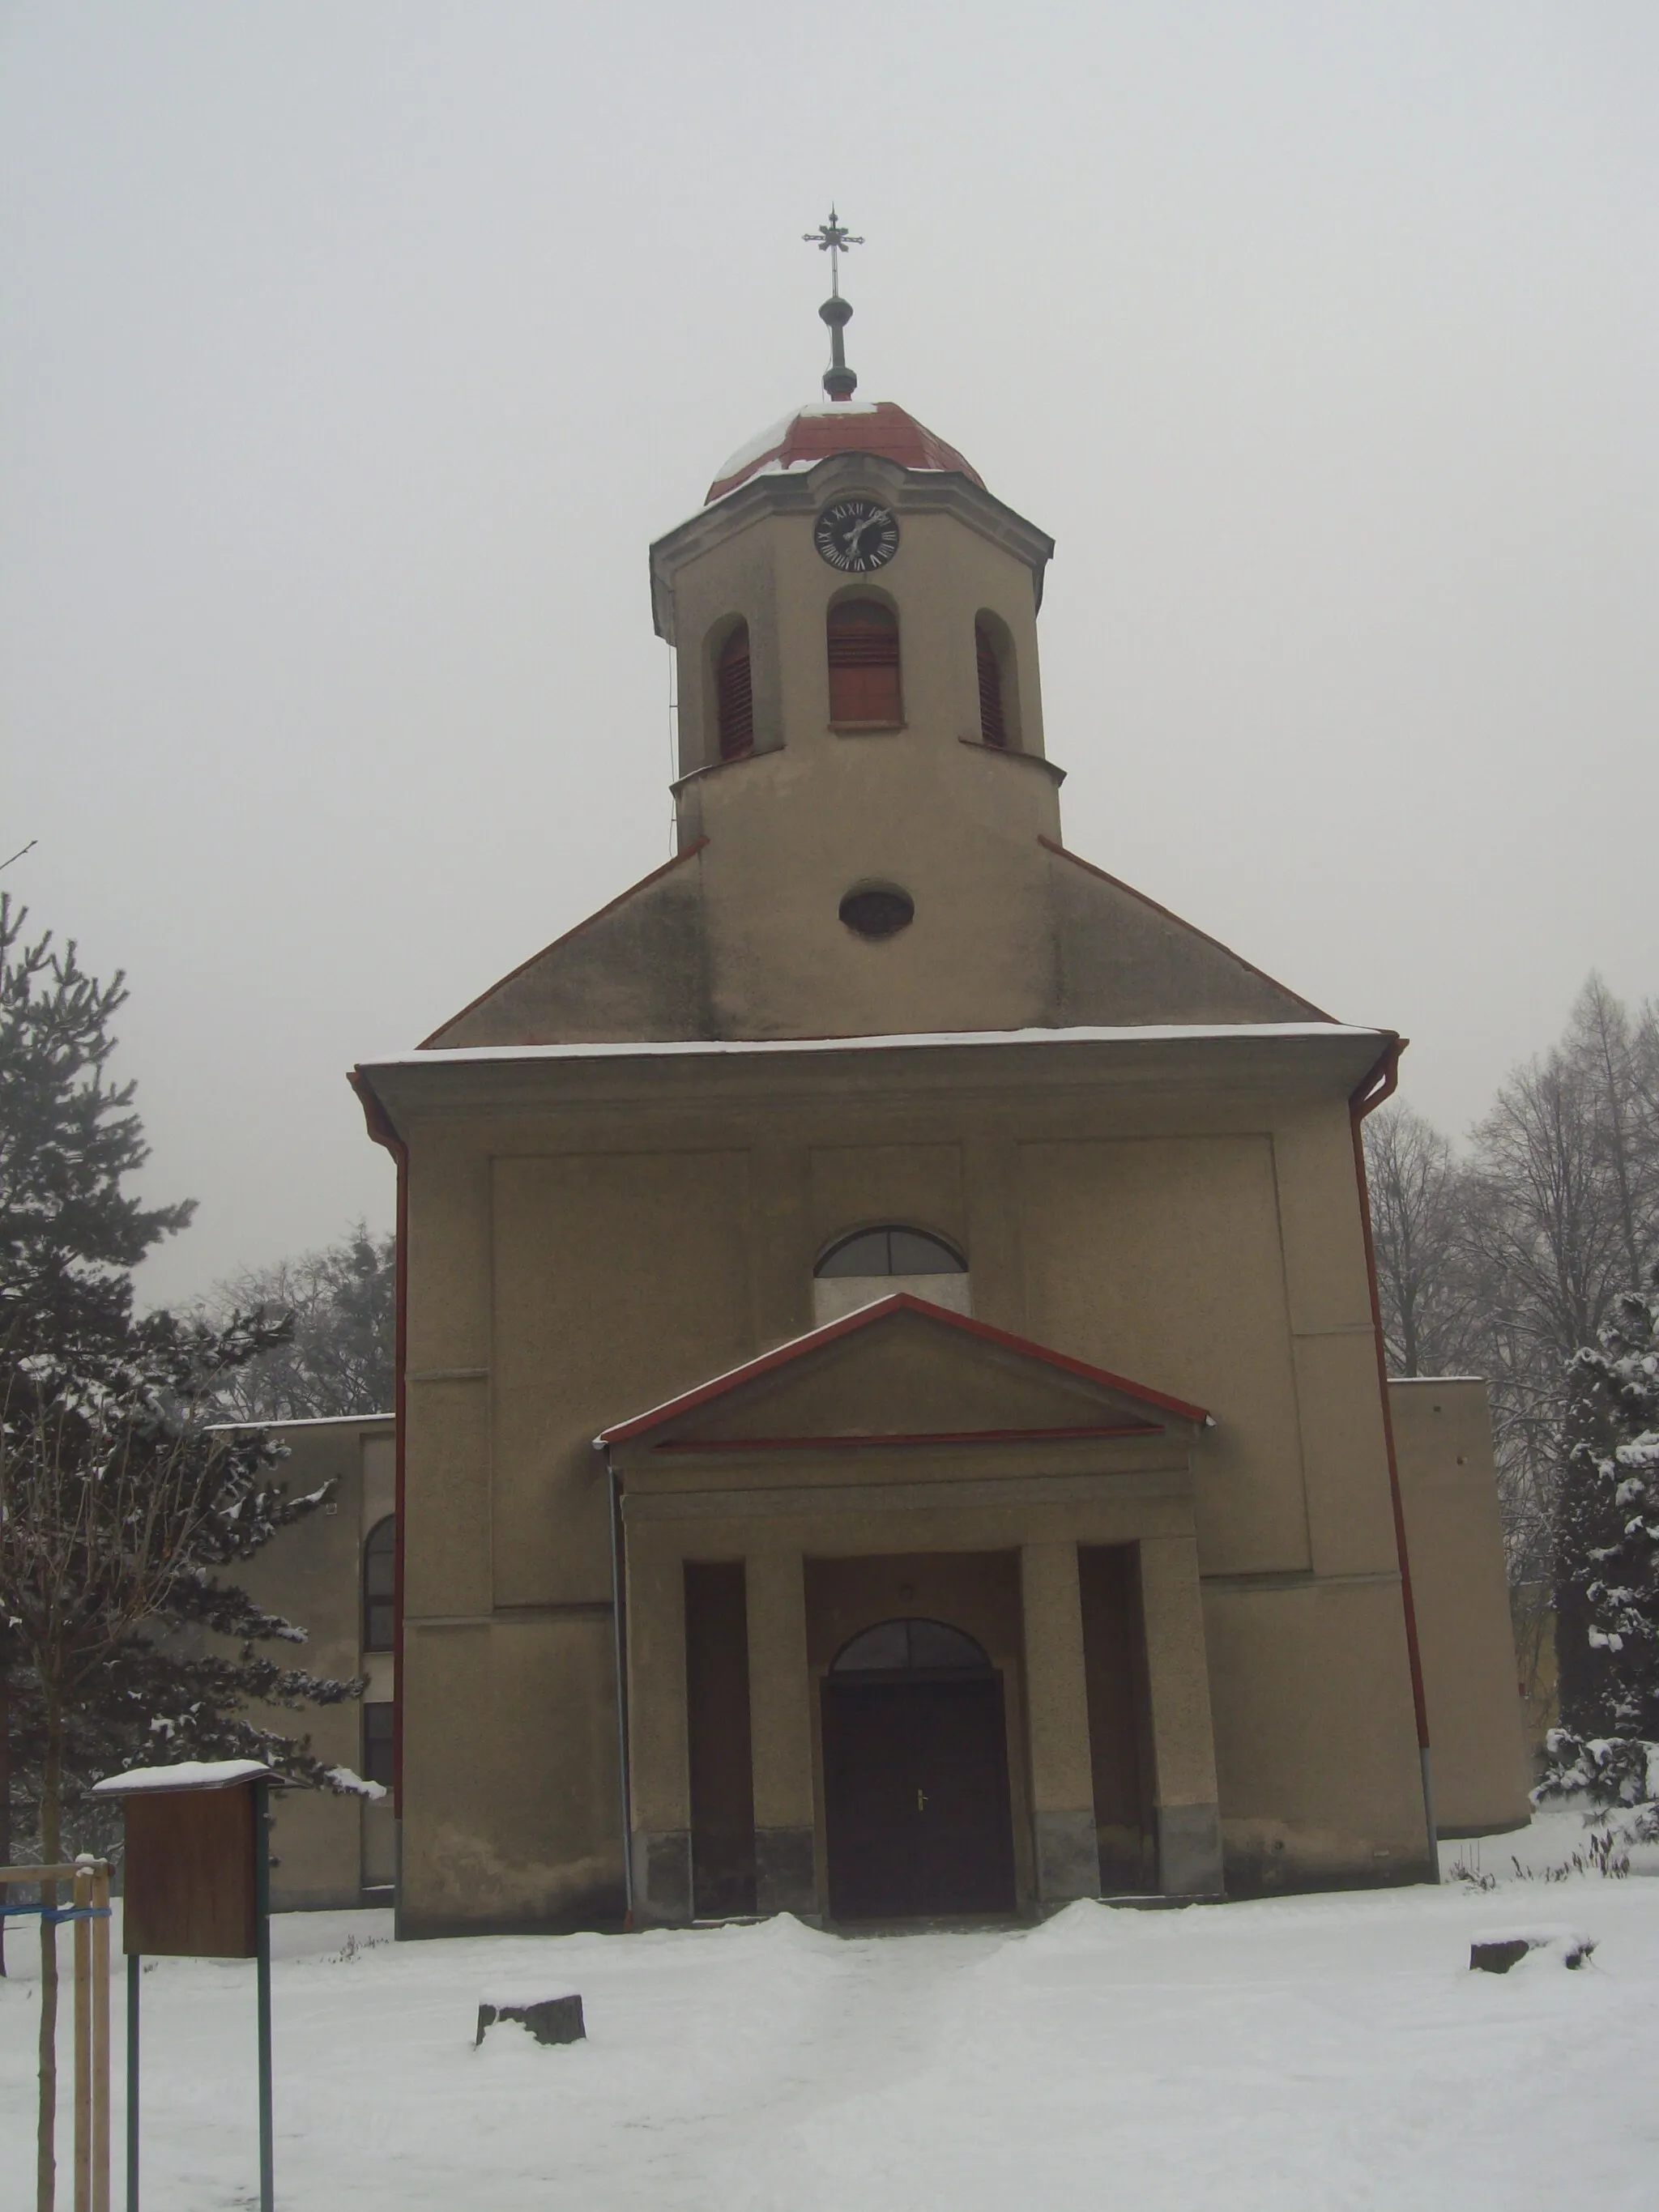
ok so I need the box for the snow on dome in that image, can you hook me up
[706,400,985,505]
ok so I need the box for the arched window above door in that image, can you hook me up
[812,1224,971,1325]
[827,599,902,727]
[831,1618,992,1673]
[816,1226,965,1278]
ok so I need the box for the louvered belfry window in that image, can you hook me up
[716,622,754,759]
[976,622,1008,746]
[827,599,902,725]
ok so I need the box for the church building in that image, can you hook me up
[351,224,1529,1936]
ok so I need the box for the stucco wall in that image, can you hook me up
[377,1030,1442,1927]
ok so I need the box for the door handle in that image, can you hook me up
[916,1788,928,1813]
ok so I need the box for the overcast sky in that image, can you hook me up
[3,2,1655,1309]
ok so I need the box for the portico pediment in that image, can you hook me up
[595,1294,1210,1462]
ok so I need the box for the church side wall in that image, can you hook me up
[1389,1379,1532,1837]
[230,1418,395,1911]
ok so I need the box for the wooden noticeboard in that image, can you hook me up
[122,1782,258,1959]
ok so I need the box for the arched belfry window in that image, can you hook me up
[716,622,753,760]
[976,621,1008,746]
[831,1618,991,1673]
[827,599,902,726]
[363,1516,395,1652]
[817,1226,966,1278]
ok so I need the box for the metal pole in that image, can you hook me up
[253,1783,274,2212]
[91,1864,110,2212]
[124,1958,139,2212]
[605,1454,633,1925]
[73,1860,92,2212]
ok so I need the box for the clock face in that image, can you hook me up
[813,497,900,574]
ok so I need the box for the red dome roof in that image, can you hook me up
[706,400,984,505]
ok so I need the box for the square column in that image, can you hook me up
[1021,1541,1102,1906]
[1139,1535,1224,1897]
[625,1536,692,1924]
[744,1550,818,1916]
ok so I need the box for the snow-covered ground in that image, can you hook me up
[4,1814,1657,2211]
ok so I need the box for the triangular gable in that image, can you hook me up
[595,1294,1210,1453]
[1040,837,1332,1026]
[423,839,712,1050]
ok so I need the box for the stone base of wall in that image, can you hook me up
[756,1826,817,1916]
[1034,1808,1101,1904]
[1158,1802,1225,1897]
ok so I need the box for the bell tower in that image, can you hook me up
[422,218,1326,1049]
[645,219,1070,1037]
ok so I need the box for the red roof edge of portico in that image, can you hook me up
[592,1291,1213,1447]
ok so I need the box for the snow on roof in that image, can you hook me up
[371,1021,1382,1072]
[206,1411,394,1432]
[93,1758,275,1796]
[1387,1375,1490,1387]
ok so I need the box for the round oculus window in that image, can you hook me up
[839,886,914,939]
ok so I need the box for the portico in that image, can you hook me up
[599,1294,1225,1923]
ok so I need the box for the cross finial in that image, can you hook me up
[803,207,864,299]
[803,207,864,402]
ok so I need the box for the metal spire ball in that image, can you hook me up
[804,208,864,402]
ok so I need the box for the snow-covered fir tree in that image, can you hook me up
[0,896,363,1875]
[1544,1274,1659,1824]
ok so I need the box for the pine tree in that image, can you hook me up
[1543,1276,1659,1826]
[0,894,194,1366]
[0,897,364,2199]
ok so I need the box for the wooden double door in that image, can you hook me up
[821,1673,1017,1920]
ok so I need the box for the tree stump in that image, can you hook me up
[1469,1932,1595,1974]
[475,1994,586,2046]
[1469,1939,1532,1975]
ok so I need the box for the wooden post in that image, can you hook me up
[90,1863,110,2212]
[0,1864,109,2212]
[73,1860,92,2212]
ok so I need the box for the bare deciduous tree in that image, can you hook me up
[1363,1101,1476,1378]
[203,1222,394,1421]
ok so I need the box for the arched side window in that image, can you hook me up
[975,621,1008,746]
[363,1516,396,1653]
[827,599,902,726]
[975,612,1022,748]
[831,1618,991,1673]
[715,621,753,760]
[816,1225,966,1278]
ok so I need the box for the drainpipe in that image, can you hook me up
[601,1443,635,1929]
[348,1072,411,1924]
[1349,1036,1439,1882]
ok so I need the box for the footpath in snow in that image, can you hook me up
[2,1814,1656,2212]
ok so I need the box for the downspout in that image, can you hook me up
[348,1072,410,1925]
[600,1443,634,1928]
[1349,1037,1439,1882]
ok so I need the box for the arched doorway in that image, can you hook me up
[821,1618,1017,1920]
